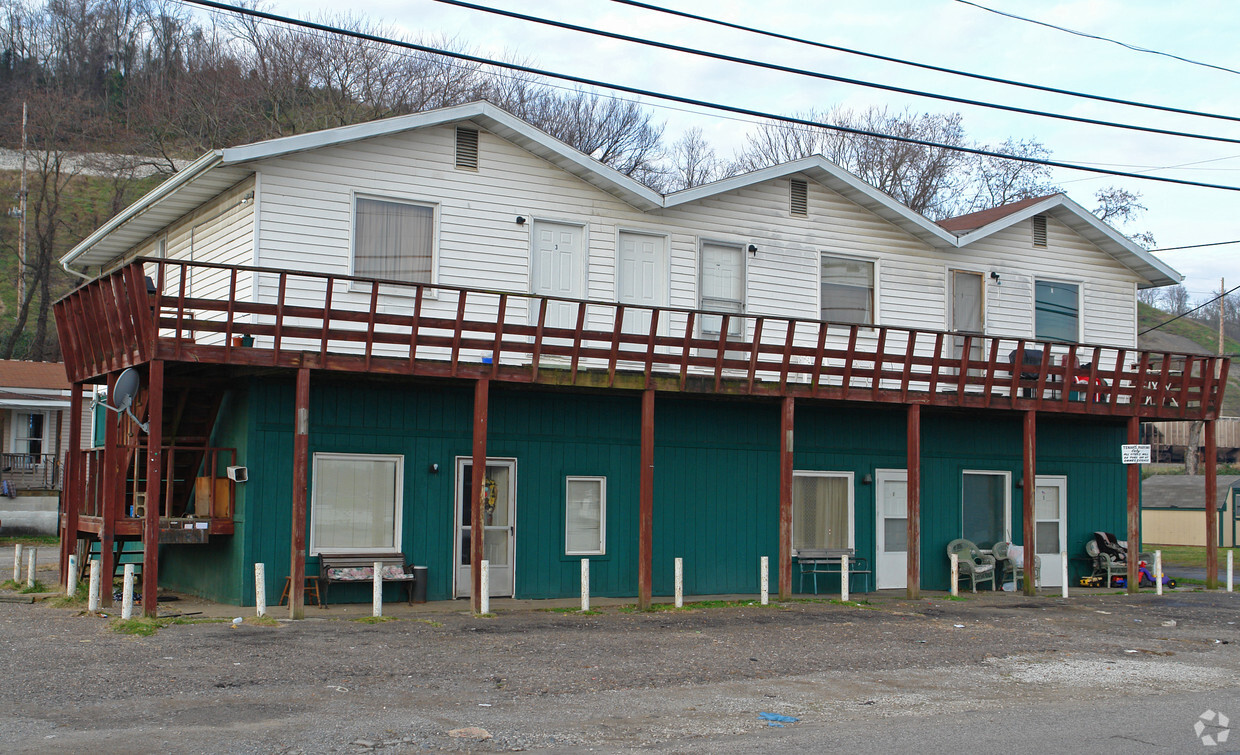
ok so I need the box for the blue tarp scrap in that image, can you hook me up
[759,712,799,727]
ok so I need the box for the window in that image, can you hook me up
[353,196,434,284]
[1034,280,1079,343]
[961,471,1009,550]
[820,256,875,325]
[699,242,744,337]
[1032,214,1048,247]
[310,453,403,555]
[789,179,808,216]
[10,411,48,457]
[792,472,853,553]
[566,476,606,555]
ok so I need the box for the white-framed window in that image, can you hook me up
[352,195,436,284]
[792,471,854,554]
[9,410,49,457]
[961,470,1010,550]
[310,452,403,555]
[699,241,744,337]
[565,476,606,555]
[821,255,875,325]
[1034,279,1080,343]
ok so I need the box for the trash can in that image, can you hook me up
[412,566,428,603]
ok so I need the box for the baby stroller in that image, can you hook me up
[1083,532,1156,587]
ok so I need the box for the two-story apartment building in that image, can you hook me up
[53,102,1227,615]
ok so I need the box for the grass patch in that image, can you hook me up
[18,580,50,594]
[538,606,603,615]
[1143,545,1240,569]
[245,614,281,627]
[946,595,969,601]
[48,582,90,607]
[412,618,444,628]
[0,536,59,547]
[2,579,21,590]
[110,617,165,636]
[353,615,396,624]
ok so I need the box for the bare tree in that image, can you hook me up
[665,127,728,192]
[1163,285,1190,315]
[1137,287,1163,308]
[510,89,665,180]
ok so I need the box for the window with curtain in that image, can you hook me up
[310,453,403,554]
[792,473,852,553]
[11,411,47,456]
[565,476,606,555]
[821,256,874,325]
[353,196,434,284]
[699,242,744,337]
[1035,280,1079,343]
[962,471,1008,549]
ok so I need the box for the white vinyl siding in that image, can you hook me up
[565,476,606,555]
[309,453,403,555]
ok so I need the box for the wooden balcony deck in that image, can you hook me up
[53,258,1229,420]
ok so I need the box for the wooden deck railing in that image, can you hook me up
[53,258,1229,420]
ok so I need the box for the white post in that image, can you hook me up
[950,552,959,597]
[760,556,769,606]
[372,561,383,618]
[580,558,590,612]
[66,554,78,597]
[254,563,267,617]
[121,564,135,619]
[26,547,36,588]
[1154,550,1163,596]
[840,556,850,602]
[1228,550,1234,593]
[12,543,22,582]
[1060,552,1068,599]
[479,560,490,615]
[674,557,683,608]
[88,560,101,612]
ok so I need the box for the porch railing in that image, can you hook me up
[0,453,62,491]
[53,258,1229,420]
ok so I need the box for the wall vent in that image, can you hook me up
[1032,214,1048,247]
[790,178,808,216]
[455,127,479,170]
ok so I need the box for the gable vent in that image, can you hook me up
[455,127,479,170]
[790,178,808,216]
[1032,214,1048,247]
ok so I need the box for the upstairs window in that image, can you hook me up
[820,255,874,325]
[1034,280,1079,343]
[699,242,744,337]
[1032,214,1048,247]
[353,196,434,284]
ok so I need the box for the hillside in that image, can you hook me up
[1138,302,1240,417]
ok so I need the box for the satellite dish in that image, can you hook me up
[96,367,149,433]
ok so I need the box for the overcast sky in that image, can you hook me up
[264,0,1238,302]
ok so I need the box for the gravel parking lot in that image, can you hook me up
[1,580,1237,753]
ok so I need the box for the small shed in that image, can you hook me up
[1141,475,1239,547]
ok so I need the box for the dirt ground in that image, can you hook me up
[1,569,1238,753]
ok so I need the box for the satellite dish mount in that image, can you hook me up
[95,367,149,434]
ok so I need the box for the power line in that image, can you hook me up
[956,0,1240,77]
[1152,240,1240,253]
[176,0,1240,193]
[1138,284,1240,336]
[433,0,1240,148]
[611,0,1240,125]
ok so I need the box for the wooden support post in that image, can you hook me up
[470,378,490,614]
[1022,410,1036,596]
[906,403,921,599]
[638,388,654,609]
[60,385,84,588]
[100,372,118,607]
[289,367,310,619]
[1205,418,1218,589]
[1126,416,1139,594]
[142,361,163,617]
[779,397,794,600]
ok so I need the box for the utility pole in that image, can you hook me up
[18,101,28,308]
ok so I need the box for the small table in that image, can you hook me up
[797,548,871,595]
[279,576,323,608]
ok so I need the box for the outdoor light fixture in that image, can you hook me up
[990,271,1001,286]
[429,463,440,473]
[748,244,758,254]
[861,473,873,485]
[516,216,527,225]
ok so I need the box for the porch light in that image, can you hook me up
[990,271,1001,286]
[516,216,527,225]
[748,244,758,254]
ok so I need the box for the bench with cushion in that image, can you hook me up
[319,553,417,606]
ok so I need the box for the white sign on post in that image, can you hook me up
[1121,444,1151,464]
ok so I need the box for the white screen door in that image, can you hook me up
[875,469,908,589]
[617,231,664,335]
[951,270,984,382]
[1034,476,1067,587]
[455,458,516,598]
[532,221,584,330]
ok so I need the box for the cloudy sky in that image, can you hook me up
[262,0,1237,302]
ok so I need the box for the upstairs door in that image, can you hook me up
[1033,476,1067,587]
[950,270,985,383]
[617,231,665,336]
[875,469,908,589]
[531,221,585,331]
[454,458,516,598]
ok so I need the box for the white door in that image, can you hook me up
[454,458,516,598]
[951,270,985,381]
[531,221,585,330]
[617,232,664,335]
[875,469,908,589]
[1034,476,1067,587]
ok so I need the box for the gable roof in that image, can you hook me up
[936,195,1057,233]
[60,101,1182,288]
[0,360,70,391]
[1142,475,1240,510]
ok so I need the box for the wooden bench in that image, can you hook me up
[319,553,417,606]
